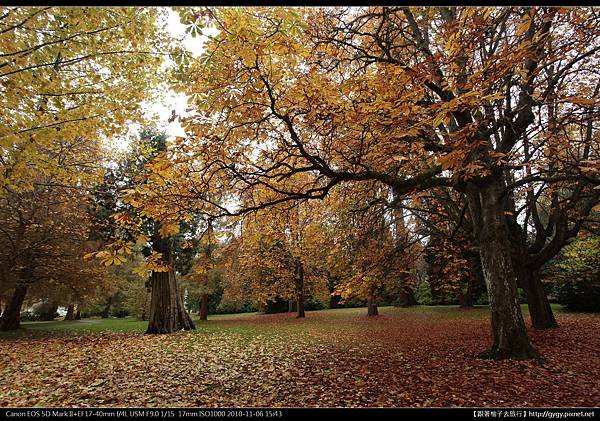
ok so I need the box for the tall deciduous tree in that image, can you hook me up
[127,7,599,359]
[222,189,329,318]
[0,7,173,330]
[327,183,418,316]
[0,182,102,330]
[91,130,196,333]
[1,7,168,193]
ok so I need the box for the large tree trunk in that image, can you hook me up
[0,285,28,331]
[199,293,208,321]
[64,304,75,321]
[466,180,539,360]
[146,269,195,334]
[518,266,558,329]
[506,175,559,330]
[367,293,379,316]
[146,234,195,334]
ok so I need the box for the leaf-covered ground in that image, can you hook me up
[1,306,599,407]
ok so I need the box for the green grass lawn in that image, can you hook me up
[7,303,566,337]
[1,304,597,408]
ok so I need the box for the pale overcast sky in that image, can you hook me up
[145,8,209,139]
[106,7,211,154]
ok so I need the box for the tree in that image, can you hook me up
[410,188,485,306]
[128,7,600,359]
[327,183,418,316]
[90,129,196,333]
[0,7,173,330]
[545,235,600,312]
[81,251,150,319]
[183,221,222,321]
[504,109,600,328]
[223,191,329,318]
[0,7,168,194]
[0,182,102,330]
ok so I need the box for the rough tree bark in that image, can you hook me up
[518,266,558,329]
[146,269,195,333]
[0,285,28,331]
[296,292,305,318]
[466,180,540,360]
[146,237,195,334]
[199,293,208,321]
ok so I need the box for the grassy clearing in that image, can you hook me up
[7,303,566,336]
[0,305,597,407]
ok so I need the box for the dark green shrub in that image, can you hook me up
[414,280,432,305]
[29,301,58,321]
[475,292,489,305]
[19,311,42,322]
[304,296,327,311]
[555,280,600,312]
[546,237,600,312]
